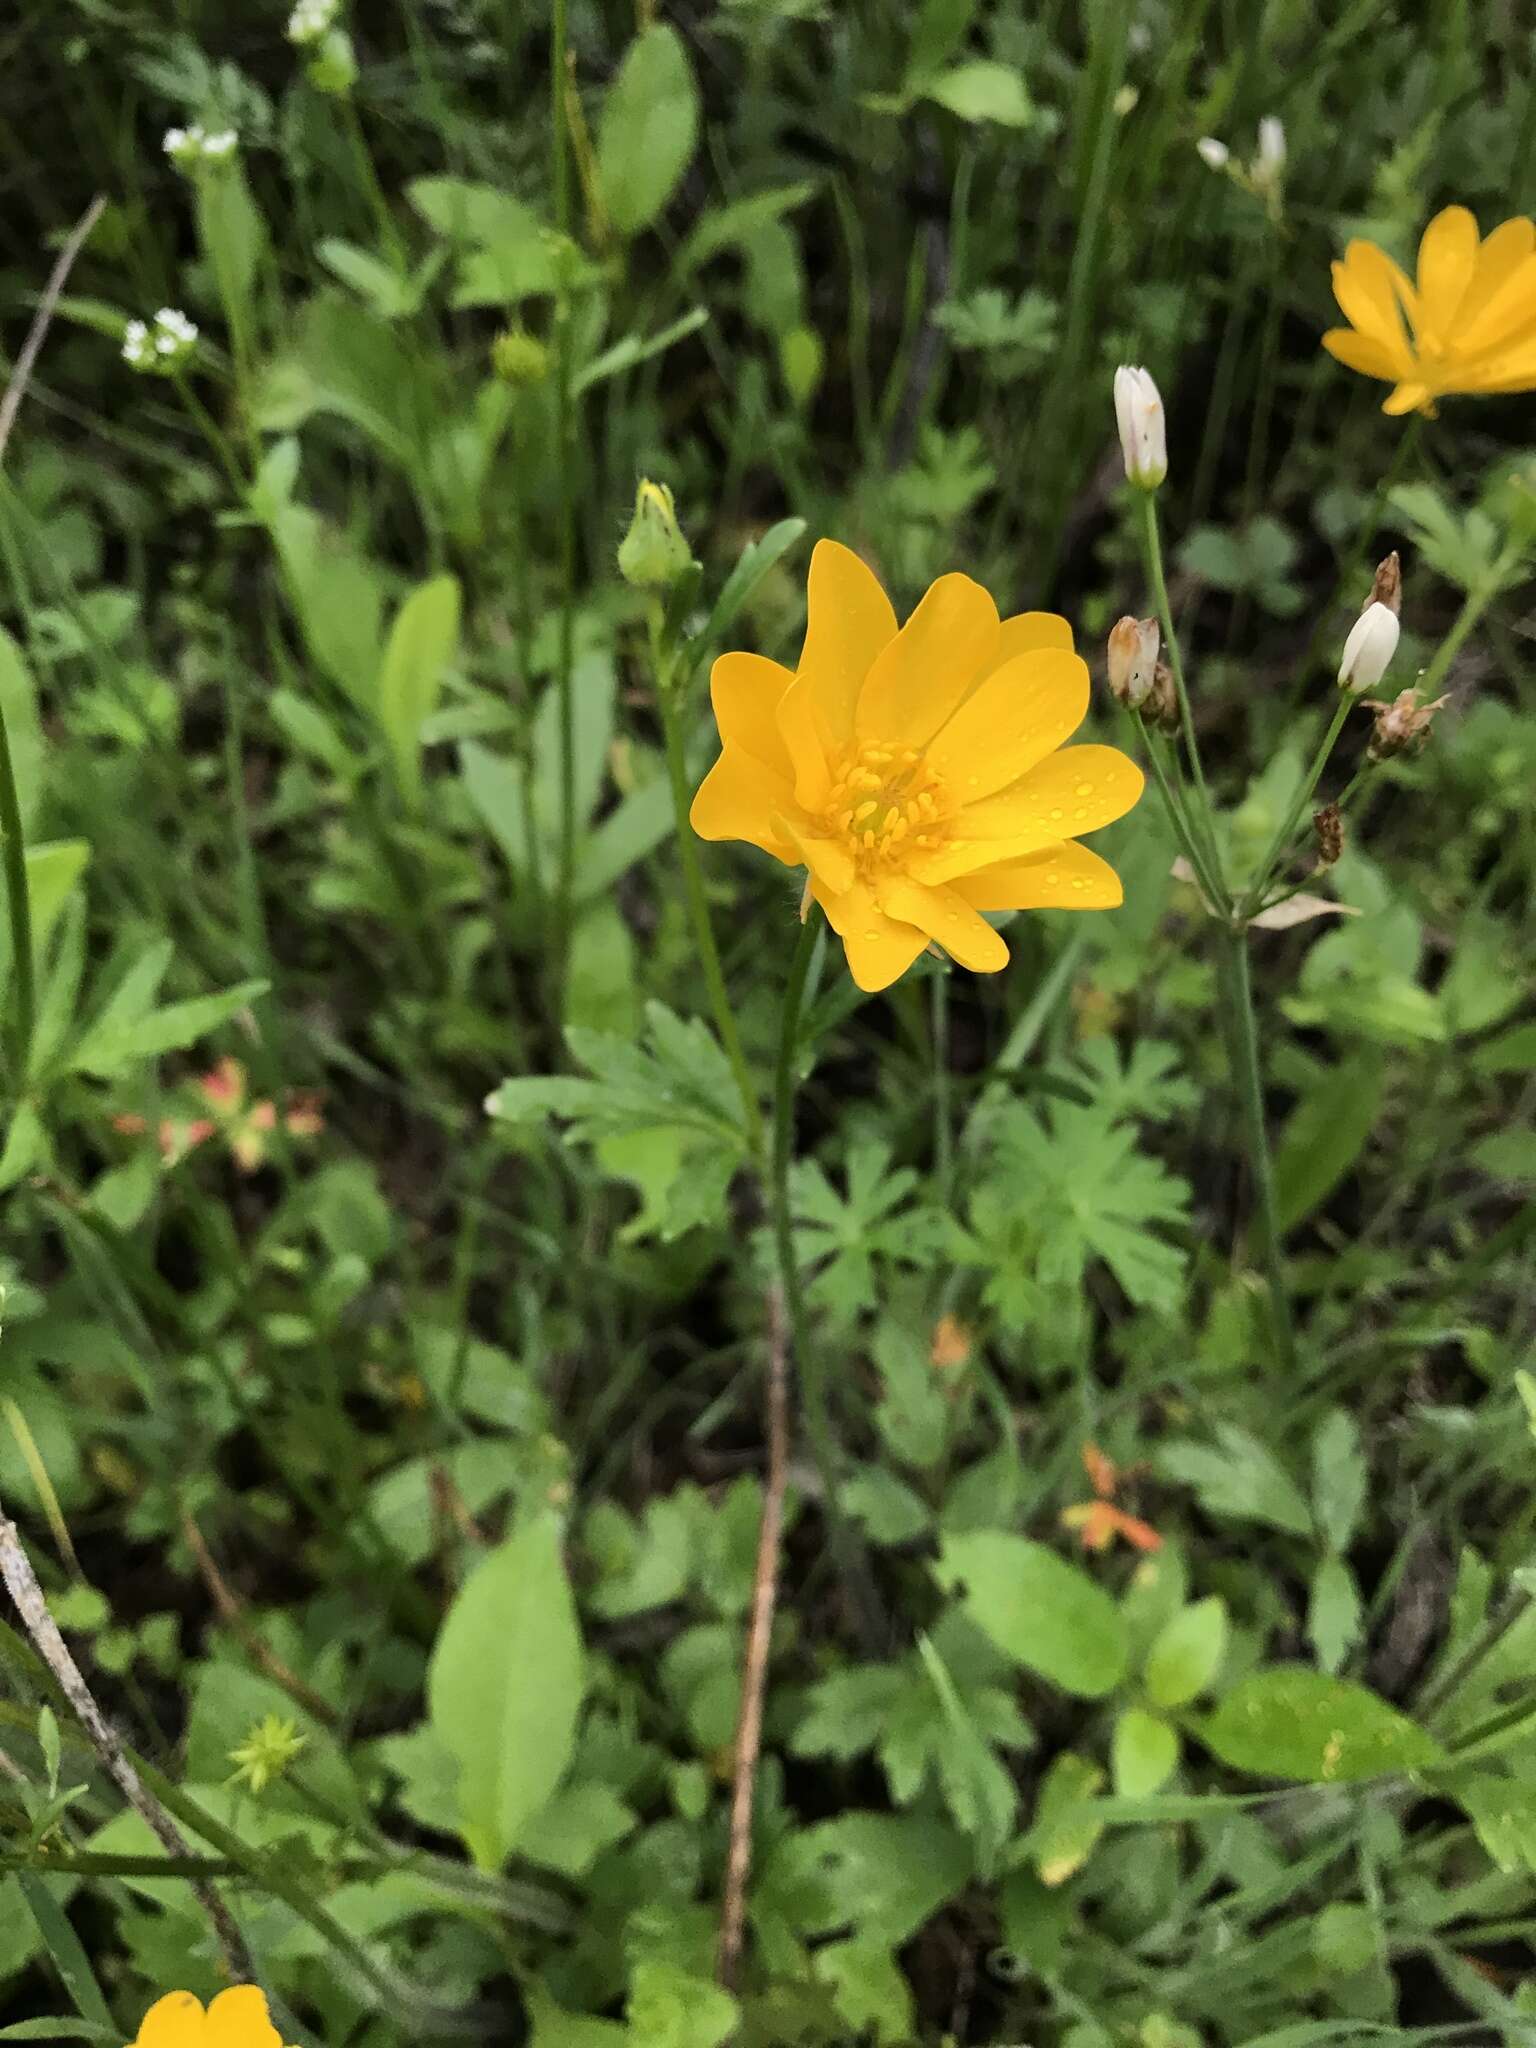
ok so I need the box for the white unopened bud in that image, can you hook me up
[1337,602,1400,695]
[1256,117,1286,179]
[1196,137,1230,171]
[1113,365,1167,489]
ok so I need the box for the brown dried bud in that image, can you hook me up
[1144,658,1181,733]
[1313,803,1344,866]
[1361,687,1449,760]
[1366,549,1401,616]
[1106,615,1160,709]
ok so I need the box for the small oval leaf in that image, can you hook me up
[935,1532,1128,1698]
[1199,1666,1445,1783]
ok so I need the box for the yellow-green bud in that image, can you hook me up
[492,326,549,387]
[306,27,357,95]
[617,479,693,590]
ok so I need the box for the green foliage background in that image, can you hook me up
[0,1,1534,2044]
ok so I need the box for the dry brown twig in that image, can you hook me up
[181,1511,340,1727]
[0,1500,254,1981]
[716,1286,792,1992]
[0,195,106,468]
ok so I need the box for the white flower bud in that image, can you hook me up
[1337,602,1400,695]
[1196,137,1230,171]
[1113,365,1167,489]
[1256,117,1286,178]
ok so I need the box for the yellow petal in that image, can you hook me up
[796,539,898,749]
[908,829,1072,884]
[948,742,1144,843]
[1415,205,1479,337]
[775,672,833,810]
[1321,327,1402,382]
[689,749,796,859]
[206,1989,282,2048]
[952,840,1124,911]
[1457,338,1536,391]
[987,610,1075,673]
[708,653,795,775]
[776,813,856,895]
[926,648,1090,801]
[875,875,1009,973]
[1450,216,1536,350]
[812,878,928,993]
[854,573,1000,749]
[1331,245,1415,355]
[1382,380,1432,415]
[133,1995,207,2048]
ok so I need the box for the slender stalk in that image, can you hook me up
[1136,492,1225,895]
[770,913,881,1648]
[550,0,578,962]
[1242,694,1352,915]
[930,966,952,1202]
[1131,710,1225,909]
[655,673,764,1158]
[1219,925,1297,1372]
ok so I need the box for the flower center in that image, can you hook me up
[822,743,953,869]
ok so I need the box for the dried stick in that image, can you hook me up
[0,1500,254,1982]
[716,1288,791,1991]
[182,1512,339,1727]
[0,195,106,467]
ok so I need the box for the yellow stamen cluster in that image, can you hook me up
[823,743,952,868]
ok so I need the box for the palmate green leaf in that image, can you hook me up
[426,1513,584,1868]
[596,26,700,236]
[1200,1667,1445,1783]
[934,1531,1128,1698]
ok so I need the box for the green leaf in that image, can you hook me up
[0,627,43,837]
[426,1513,584,1867]
[1200,1667,1445,1783]
[814,1938,915,2046]
[67,979,268,1078]
[1145,1597,1228,1710]
[1311,1409,1367,1553]
[24,843,90,967]
[597,26,700,237]
[15,1876,112,2029]
[1452,1774,1536,1873]
[1029,1751,1105,1885]
[573,307,709,396]
[689,517,807,669]
[1112,1708,1179,1798]
[1156,1428,1313,1537]
[1308,1553,1363,1675]
[626,1964,737,2048]
[934,1531,1128,1697]
[923,59,1033,125]
[377,574,461,810]
[1274,1056,1385,1230]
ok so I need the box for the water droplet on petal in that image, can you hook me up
[1075,781,1094,798]
[864,929,880,942]
[1071,877,1085,891]
[1050,807,1064,821]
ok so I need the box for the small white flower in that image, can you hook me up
[1256,116,1286,179]
[121,308,198,376]
[287,0,341,44]
[1196,137,1230,171]
[1337,602,1400,695]
[1113,365,1167,490]
[203,128,238,157]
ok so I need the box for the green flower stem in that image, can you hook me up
[771,911,882,1650]
[1131,710,1225,910]
[654,668,764,1159]
[1219,923,1297,1373]
[0,689,34,1084]
[1242,693,1353,917]
[550,0,578,965]
[1136,490,1226,897]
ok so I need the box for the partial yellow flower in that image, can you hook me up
[127,1987,291,2048]
[1323,205,1536,415]
[689,542,1144,992]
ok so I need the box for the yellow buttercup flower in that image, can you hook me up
[1322,205,1536,415]
[127,1987,292,2048]
[689,541,1144,993]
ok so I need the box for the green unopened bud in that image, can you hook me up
[227,1713,307,1795]
[492,326,549,387]
[306,27,357,95]
[617,479,693,591]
